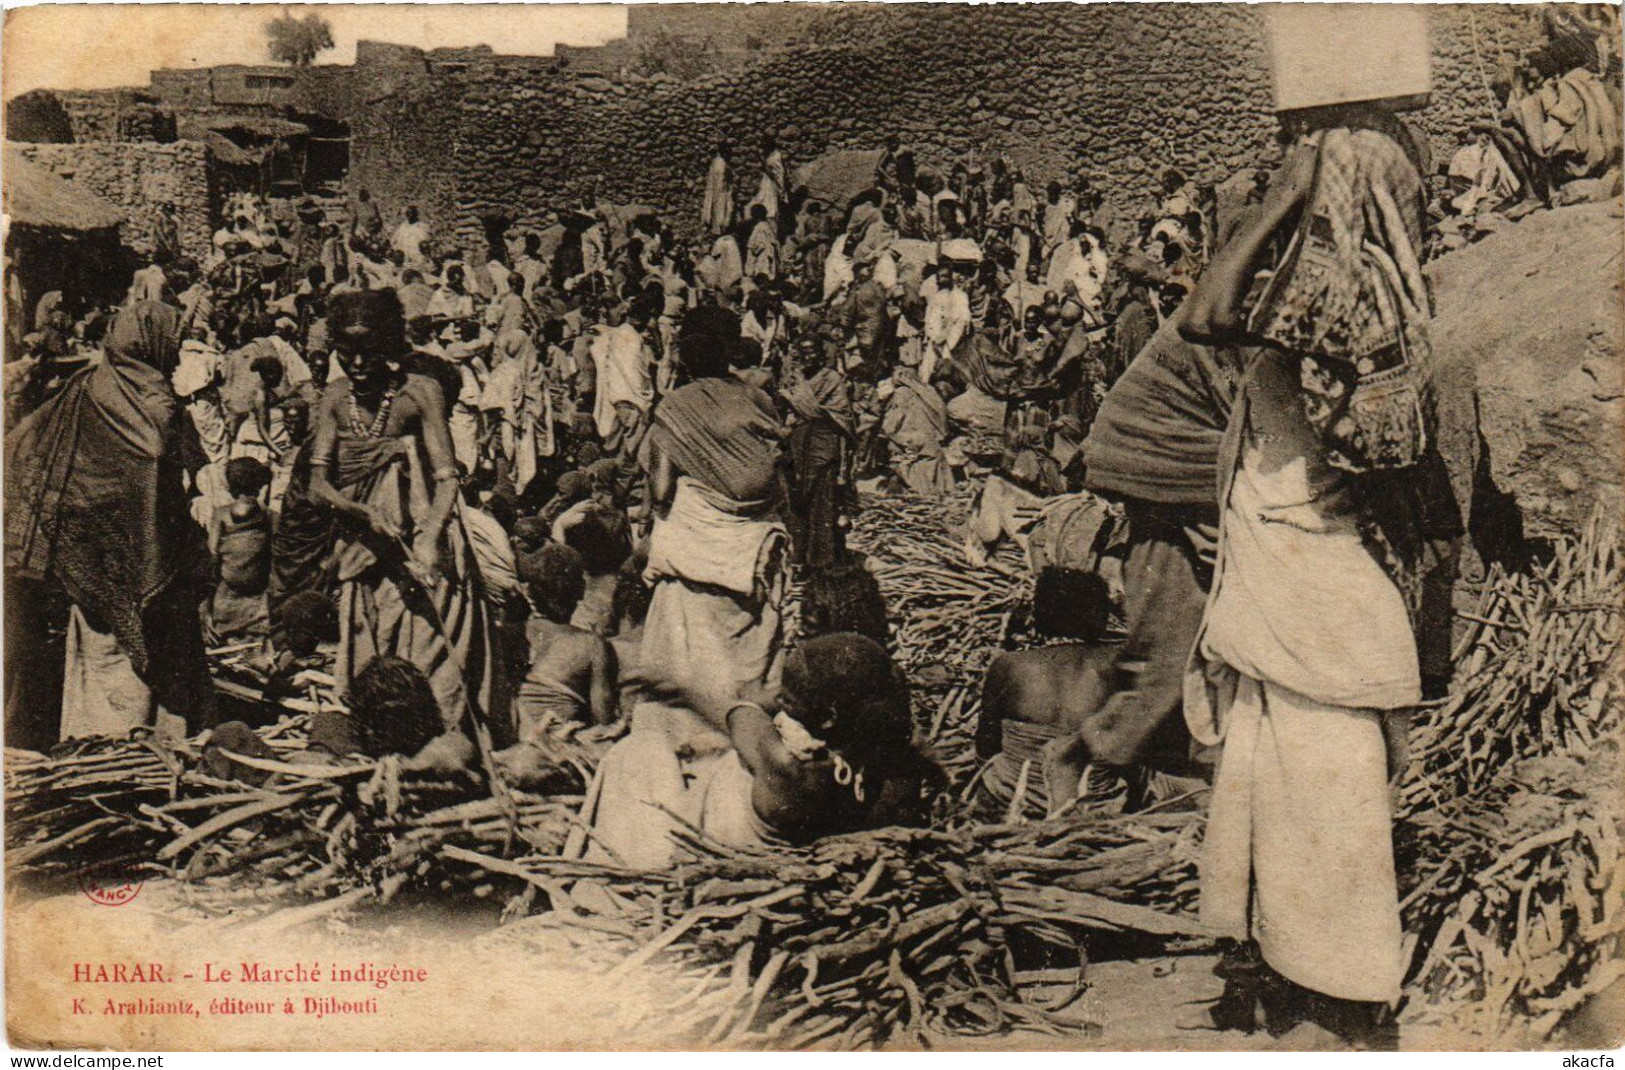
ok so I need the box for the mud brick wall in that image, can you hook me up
[346,4,1544,245]
[56,91,177,143]
[18,142,214,261]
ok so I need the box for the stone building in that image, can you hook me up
[6,4,1546,258]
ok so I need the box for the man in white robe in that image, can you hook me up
[701,143,736,237]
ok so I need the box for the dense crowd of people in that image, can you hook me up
[7,133,1221,835]
[3,6,1619,1046]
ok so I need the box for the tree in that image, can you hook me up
[265,12,334,68]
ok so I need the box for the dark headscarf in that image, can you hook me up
[105,299,182,377]
[678,303,749,379]
[6,301,203,674]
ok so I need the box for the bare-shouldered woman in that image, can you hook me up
[305,290,498,737]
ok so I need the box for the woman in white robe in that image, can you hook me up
[1190,352,1416,1011]
[1182,106,1453,1045]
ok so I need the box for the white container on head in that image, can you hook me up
[1264,4,1432,114]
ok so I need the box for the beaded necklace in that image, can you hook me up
[347,380,399,439]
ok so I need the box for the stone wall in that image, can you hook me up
[59,90,176,143]
[346,3,1544,248]
[17,142,214,261]
[345,49,461,237]
[6,88,175,144]
[149,63,358,129]
[149,69,215,112]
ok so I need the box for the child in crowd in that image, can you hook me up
[510,515,552,557]
[970,567,1121,820]
[266,590,340,690]
[205,457,273,643]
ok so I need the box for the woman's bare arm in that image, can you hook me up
[1180,144,1315,345]
[725,702,810,786]
[647,435,678,508]
[726,703,826,825]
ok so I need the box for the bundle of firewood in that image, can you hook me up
[445,807,1205,1047]
[1406,508,1624,809]
[4,719,592,914]
[1397,742,1623,1041]
[848,491,1030,784]
[1394,507,1625,1040]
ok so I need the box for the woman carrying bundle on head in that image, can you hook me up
[1178,11,1463,1042]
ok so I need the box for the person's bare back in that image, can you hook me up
[976,643,1117,758]
[517,616,618,735]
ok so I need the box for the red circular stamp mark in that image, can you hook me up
[78,868,143,907]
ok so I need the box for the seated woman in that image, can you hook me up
[968,567,1119,820]
[569,633,942,868]
[881,367,958,498]
[508,543,618,744]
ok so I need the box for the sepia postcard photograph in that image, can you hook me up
[1,0,1622,1054]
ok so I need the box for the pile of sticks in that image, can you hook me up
[848,491,1030,784]
[5,719,591,914]
[1397,744,1623,1040]
[1394,507,1625,1040]
[445,807,1205,1047]
[1406,508,1624,808]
